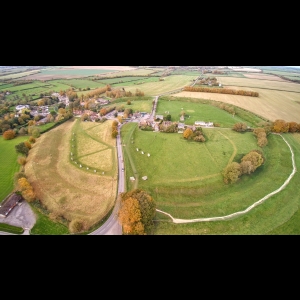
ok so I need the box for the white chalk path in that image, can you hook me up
[156,133,297,224]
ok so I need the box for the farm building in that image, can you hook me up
[155,115,164,120]
[178,123,185,133]
[0,193,23,218]
[195,121,214,127]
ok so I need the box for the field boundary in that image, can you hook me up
[156,133,297,223]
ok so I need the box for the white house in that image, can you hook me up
[16,105,29,111]
[195,121,214,127]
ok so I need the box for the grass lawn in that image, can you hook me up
[156,98,250,127]
[121,121,299,234]
[106,99,154,114]
[0,135,28,202]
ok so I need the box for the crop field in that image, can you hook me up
[97,68,157,77]
[173,79,300,122]
[23,68,117,80]
[280,75,300,80]
[0,70,40,80]
[3,81,50,92]
[2,66,300,235]
[121,74,198,96]
[172,70,203,76]
[4,80,75,102]
[55,79,106,90]
[24,118,118,231]
[0,83,14,90]
[218,76,300,92]
[260,69,300,76]
[94,76,155,85]
[242,73,287,81]
[102,76,160,87]
[0,136,28,201]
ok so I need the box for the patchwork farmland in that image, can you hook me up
[1,66,300,235]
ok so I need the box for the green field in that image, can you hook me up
[98,68,155,77]
[104,76,160,87]
[121,74,198,96]
[2,66,300,235]
[120,122,299,234]
[156,98,252,127]
[106,99,154,113]
[38,69,115,77]
[55,79,107,90]
[0,70,40,80]
[0,135,28,201]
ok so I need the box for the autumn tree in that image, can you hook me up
[241,150,264,173]
[118,189,156,235]
[24,140,32,150]
[17,156,26,166]
[222,162,241,184]
[17,177,35,202]
[183,128,193,139]
[3,129,16,140]
[69,219,85,234]
[117,116,123,124]
[288,121,299,133]
[111,120,118,138]
[118,197,144,235]
[100,108,107,116]
[257,133,268,147]
[240,160,254,175]
[272,119,289,133]
[14,172,27,185]
[253,128,268,147]
[233,122,248,132]
[194,135,206,142]
[29,136,36,143]
[37,99,45,106]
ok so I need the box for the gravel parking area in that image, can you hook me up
[0,200,36,231]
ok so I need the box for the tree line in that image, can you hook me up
[183,86,259,97]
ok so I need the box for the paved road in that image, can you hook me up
[89,124,124,235]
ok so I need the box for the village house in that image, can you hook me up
[16,104,30,111]
[178,123,185,133]
[155,114,164,120]
[96,98,110,105]
[195,121,214,127]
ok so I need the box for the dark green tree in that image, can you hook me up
[15,142,29,156]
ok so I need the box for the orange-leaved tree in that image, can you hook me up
[118,189,156,235]
[3,129,16,140]
[17,177,36,202]
[183,128,193,139]
[118,197,144,235]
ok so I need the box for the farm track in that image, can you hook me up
[217,130,237,165]
[156,133,297,224]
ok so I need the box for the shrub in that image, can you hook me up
[69,219,84,234]
[3,129,16,140]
